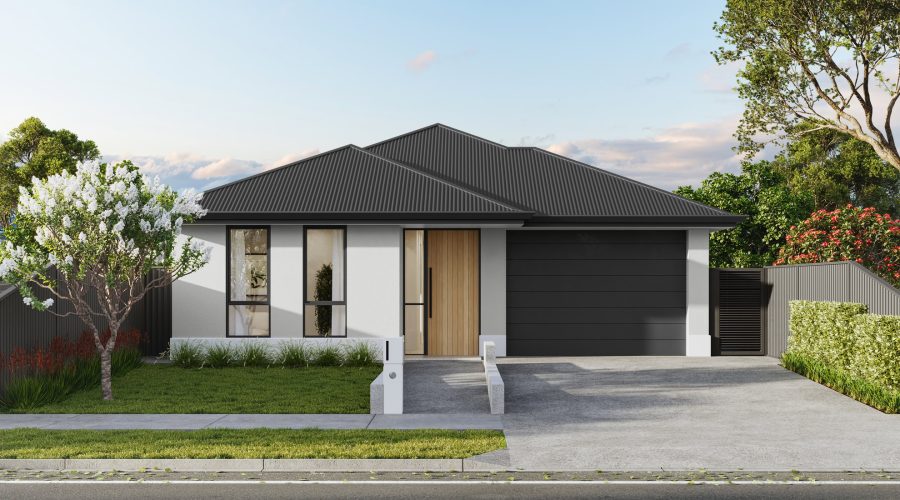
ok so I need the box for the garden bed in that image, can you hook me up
[0,428,506,459]
[14,364,382,414]
[782,352,900,414]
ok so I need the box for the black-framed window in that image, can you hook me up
[304,227,347,337]
[227,226,271,337]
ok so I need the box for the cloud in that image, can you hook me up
[546,118,746,190]
[407,50,437,72]
[191,158,263,180]
[644,73,670,85]
[664,42,691,61]
[265,149,321,170]
[103,148,319,191]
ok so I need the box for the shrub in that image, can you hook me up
[776,205,900,286]
[849,314,900,390]
[786,300,900,410]
[0,330,144,411]
[236,342,273,367]
[275,341,309,368]
[787,300,868,371]
[343,342,380,367]
[205,344,236,368]
[782,351,900,413]
[170,341,204,368]
[310,344,343,367]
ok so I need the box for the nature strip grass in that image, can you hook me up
[0,428,506,459]
[17,364,382,414]
[782,352,900,414]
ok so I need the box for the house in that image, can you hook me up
[172,124,742,358]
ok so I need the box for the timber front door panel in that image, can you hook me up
[426,230,480,356]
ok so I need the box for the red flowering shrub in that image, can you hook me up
[776,205,900,287]
[1,330,143,384]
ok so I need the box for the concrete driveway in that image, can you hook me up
[497,356,900,471]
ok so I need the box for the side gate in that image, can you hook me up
[710,268,764,355]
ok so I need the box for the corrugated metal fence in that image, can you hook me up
[762,261,900,357]
[0,269,171,389]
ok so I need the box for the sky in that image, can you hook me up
[0,0,744,192]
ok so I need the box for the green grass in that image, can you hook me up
[782,351,900,414]
[0,428,506,459]
[15,364,382,414]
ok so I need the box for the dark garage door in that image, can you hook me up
[506,230,686,356]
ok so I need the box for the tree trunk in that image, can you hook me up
[100,348,113,401]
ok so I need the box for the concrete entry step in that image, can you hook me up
[403,359,491,414]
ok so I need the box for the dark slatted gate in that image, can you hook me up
[711,268,764,355]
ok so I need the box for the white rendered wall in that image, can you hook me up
[480,228,507,356]
[346,225,403,339]
[172,225,226,338]
[686,229,711,356]
[270,225,303,338]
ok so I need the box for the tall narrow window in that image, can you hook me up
[227,227,270,337]
[304,227,347,337]
[404,229,425,354]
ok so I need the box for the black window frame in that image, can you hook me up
[225,225,272,338]
[303,226,348,338]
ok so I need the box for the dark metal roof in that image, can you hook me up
[201,145,530,220]
[366,124,743,225]
[201,124,742,226]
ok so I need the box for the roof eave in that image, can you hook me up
[199,211,533,222]
[524,214,746,228]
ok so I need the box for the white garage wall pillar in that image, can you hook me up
[479,228,507,356]
[686,229,711,356]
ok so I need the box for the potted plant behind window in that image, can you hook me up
[314,263,333,336]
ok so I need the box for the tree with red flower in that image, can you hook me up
[776,205,900,287]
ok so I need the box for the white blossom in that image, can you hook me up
[42,298,54,308]
[62,215,72,228]
[0,258,15,278]
[22,297,32,306]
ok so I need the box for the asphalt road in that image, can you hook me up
[2,482,900,499]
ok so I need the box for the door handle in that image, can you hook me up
[428,267,433,318]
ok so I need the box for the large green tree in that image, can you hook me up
[0,117,100,229]
[714,0,900,172]
[772,124,900,214]
[675,161,814,268]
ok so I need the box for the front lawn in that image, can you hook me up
[0,428,506,459]
[18,364,381,414]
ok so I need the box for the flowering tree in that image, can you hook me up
[0,161,208,400]
[776,205,900,287]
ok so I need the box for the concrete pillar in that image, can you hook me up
[381,337,404,414]
[686,229,711,356]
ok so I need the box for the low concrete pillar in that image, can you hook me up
[381,338,404,414]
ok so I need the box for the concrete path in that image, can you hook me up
[403,359,490,413]
[498,356,900,471]
[0,413,503,430]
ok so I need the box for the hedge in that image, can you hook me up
[787,300,900,391]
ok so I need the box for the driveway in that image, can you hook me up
[404,359,490,413]
[497,356,900,471]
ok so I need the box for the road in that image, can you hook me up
[2,481,900,499]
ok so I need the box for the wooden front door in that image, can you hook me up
[426,230,480,356]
